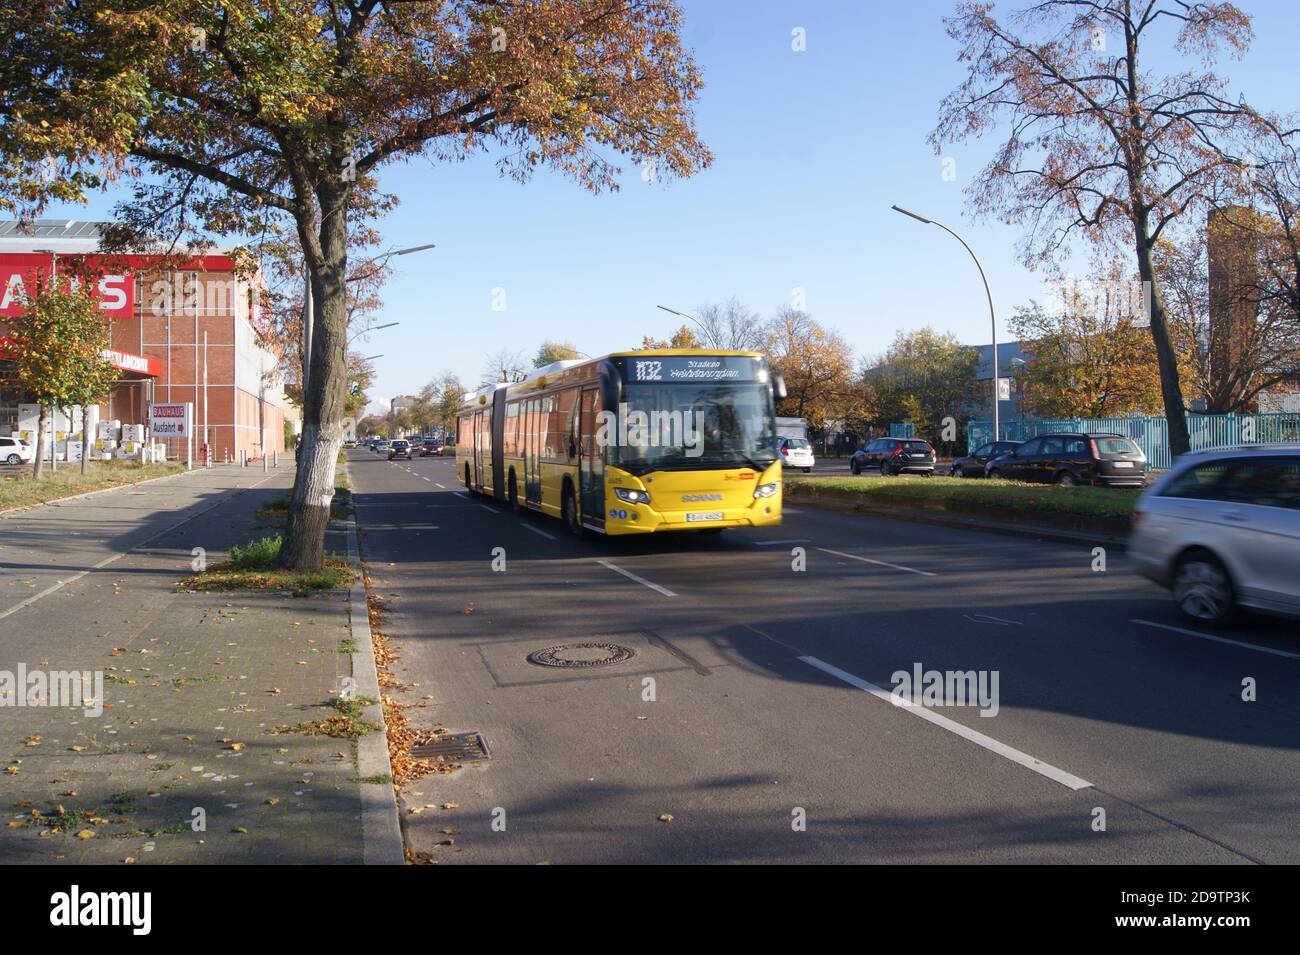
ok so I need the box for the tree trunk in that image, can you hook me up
[280,189,350,571]
[1134,220,1191,457]
[81,406,90,475]
[33,405,48,479]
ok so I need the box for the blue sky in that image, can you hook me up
[40,0,1300,412]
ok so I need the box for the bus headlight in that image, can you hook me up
[614,487,651,505]
[753,482,780,499]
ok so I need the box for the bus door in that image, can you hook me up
[473,410,485,488]
[525,398,542,506]
[579,387,605,529]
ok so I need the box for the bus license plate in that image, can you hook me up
[686,511,724,522]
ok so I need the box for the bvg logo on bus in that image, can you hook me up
[682,493,723,502]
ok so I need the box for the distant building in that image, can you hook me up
[971,340,1028,420]
[0,219,286,463]
[389,395,417,437]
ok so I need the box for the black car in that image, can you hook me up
[851,437,936,476]
[985,432,1147,487]
[950,440,1022,477]
[387,439,413,460]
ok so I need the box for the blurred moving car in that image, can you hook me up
[419,439,444,457]
[373,439,390,453]
[388,439,412,460]
[851,438,936,476]
[950,440,1022,477]
[778,436,815,472]
[0,436,33,465]
[1129,446,1300,626]
[985,432,1147,486]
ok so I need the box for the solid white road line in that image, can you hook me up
[753,538,811,546]
[520,523,557,541]
[816,546,936,577]
[597,559,677,597]
[799,655,1093,791]
[1132,618,1300,661]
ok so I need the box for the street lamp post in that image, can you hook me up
[655,304,714,347]
[891,205,1000,443]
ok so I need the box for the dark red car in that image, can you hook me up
[419,440,444,457]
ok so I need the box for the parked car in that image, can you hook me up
[388,439,412,460]
[985,432,1147,487]
[778,436,815,472]
[1129,446,1300,626]
[851,438,936,476]
[950,440,1022,477]
[419,439,444,457]
[0,436,33,465]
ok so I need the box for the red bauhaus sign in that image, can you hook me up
[0,338,162,377]
[0,253,135,318]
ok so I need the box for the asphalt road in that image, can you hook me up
[350,450,1299,864]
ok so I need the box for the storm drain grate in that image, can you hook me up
[410,731,490,762]
[527,642,637,669]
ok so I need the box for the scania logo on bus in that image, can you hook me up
[682,493,723,502]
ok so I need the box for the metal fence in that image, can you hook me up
[967,413,1300,469]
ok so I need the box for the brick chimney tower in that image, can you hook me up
[1206,206,1260,412]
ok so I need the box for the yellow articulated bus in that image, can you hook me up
[456,350,788,536]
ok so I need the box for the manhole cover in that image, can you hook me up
[527,642,637,669]
[410,731,490,763]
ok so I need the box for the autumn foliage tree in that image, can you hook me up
[932,0,1265,457]
[5,281,117,478]
[0,0,711,569]
[764,306,859,433]
[1009,296,1166,419]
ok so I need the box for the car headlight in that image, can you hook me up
[753,482,780,498]
[613,487,651,504]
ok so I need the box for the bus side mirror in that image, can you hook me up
[772,372,787,402]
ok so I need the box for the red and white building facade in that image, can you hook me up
[0,220,287,463]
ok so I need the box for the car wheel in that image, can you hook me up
[561,484,586,540]
[951,464,962,477]
[850,459,860,475]
[5,454,18,465]
[879,461,890,477]
[1172,551,1236,628]
[1055,470,1077,487]
[988,469,1003,480]
[802,467,811,473]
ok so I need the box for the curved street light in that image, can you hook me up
[891,205,1001,442]
[655,304,715,348]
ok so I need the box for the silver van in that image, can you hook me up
[1129,446,1300,626]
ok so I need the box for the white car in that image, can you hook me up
[779,437,815,472]
[1129,445,1300,626]
[0,436,33,465]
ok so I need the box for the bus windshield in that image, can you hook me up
[615,382,779,472]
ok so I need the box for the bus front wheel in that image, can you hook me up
[562,484,586,540]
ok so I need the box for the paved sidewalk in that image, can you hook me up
[0,464,386,864]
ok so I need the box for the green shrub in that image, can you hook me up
[228,535,283,569]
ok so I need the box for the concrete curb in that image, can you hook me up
[343,483,405,865]
[787,492,1130,550]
